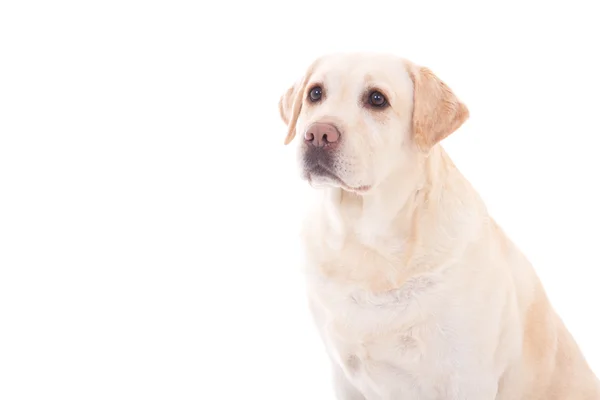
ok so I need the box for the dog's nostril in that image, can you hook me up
[304,122,340,147]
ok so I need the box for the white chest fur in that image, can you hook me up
[302,226,495,399]
[307,270,449,398]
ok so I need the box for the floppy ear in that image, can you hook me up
[406,62,469,150]
[278,59,321,145]
[278,84,295,126]
[278,78,306,145]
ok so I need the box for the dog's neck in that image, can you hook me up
[322,146,487,264]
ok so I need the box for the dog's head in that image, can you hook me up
[278,53,469,193]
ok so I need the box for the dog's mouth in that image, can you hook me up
[302,147,371,193]
[306,163,339,181]
[304,163,370,194]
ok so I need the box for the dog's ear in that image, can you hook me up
[278,80,300,145]
[278,59,320,145]
[278,77,308,145]
[278,84,295,126]
[406,62,469,150]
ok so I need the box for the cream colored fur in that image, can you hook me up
[278,53,600,399]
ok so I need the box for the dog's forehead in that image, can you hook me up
[311,53,411,93]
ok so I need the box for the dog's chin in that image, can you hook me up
[306,173,342,190]
[303,166,371,194]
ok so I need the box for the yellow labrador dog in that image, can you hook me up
[278,53,600,400]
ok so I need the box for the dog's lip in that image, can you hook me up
[305,164,371,194]
[348,184,371,193]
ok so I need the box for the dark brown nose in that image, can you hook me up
[304,123,340,147]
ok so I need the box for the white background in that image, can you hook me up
[1,1,599,399]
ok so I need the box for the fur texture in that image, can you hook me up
[278,52,600,400]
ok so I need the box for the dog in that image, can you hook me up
[278,53,600,399]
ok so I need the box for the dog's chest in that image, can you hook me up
[305,239,458,398]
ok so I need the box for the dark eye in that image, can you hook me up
[308,86,323,102]
[368,91,388,108]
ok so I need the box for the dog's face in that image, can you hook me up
[279,53,469,194]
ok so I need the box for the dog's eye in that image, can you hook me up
[368,91,388,108]
[308,86,323,102]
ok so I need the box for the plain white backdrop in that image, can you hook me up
[1,0,599,399]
